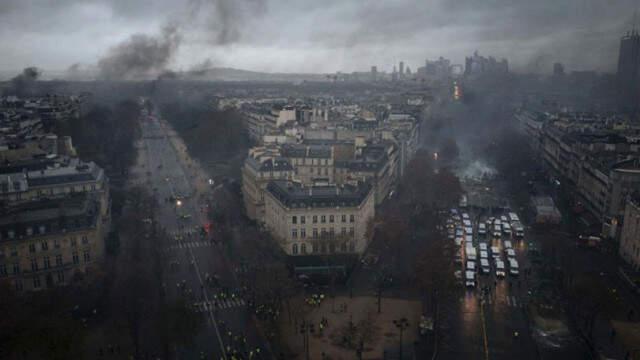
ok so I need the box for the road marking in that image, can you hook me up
[480,298,490,360]
[166,241,213,251]
[192,298,245,312]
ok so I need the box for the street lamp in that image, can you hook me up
[393,317,409,360]
[176,199,182,207]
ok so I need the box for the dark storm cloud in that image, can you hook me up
[0,0,638,74]
[308,0,639,72]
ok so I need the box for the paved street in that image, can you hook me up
[435,187,589,360]
[136,114,268,359]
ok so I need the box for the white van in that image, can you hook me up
[478,223,487,236]
[508,212,520,223]
[504,240,513,249]
[506,248,516,258]
[466,261,476,272]
[479,243,488,252]
[509,258,519,276]
[502,223,512,237]
[514,224,525,238]
[465,271,476,288]
[500,215,508,223]
[493,224,501,238]
[480,259,491,274]
[480,250,489,259]
[491,246,500,259]
[466,246,477,261]
[495,260,506,278]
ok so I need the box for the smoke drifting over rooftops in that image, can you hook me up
[98,25,181,80]
[0,0,639,75]
[3,67,41,96]
[96,0,266,80]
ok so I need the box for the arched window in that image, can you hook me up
[292,244,298,255]
[301,244,307,254]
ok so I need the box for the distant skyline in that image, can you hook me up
[1,0,640,79]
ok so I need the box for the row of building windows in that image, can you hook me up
[1,183,99,200]
[297,167,331,176]
[0,251,90,276]
[291,214,355,225]
[12,271,65,290]
[34,184,97,197]
[291,241,356,255]
[0,236,88,257]
[291,158,331,166]
[291,227,354,239]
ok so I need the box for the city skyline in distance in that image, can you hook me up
[1,0,640,79]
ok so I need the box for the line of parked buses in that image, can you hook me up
[447,210,525,289]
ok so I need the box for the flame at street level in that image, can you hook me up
[453,82,462,100]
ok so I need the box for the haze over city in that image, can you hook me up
[3,1,640,360]
[1,0,639,78]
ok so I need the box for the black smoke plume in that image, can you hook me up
[97,25,181,80]
[4,66,41,97]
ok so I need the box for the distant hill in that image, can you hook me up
[1,67,330,83]
[178,67,328,82]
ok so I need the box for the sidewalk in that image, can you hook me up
[280,295,421,360]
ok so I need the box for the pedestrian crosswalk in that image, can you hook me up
[166,241,214,251]
[193,298,245,312]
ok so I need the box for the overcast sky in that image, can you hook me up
[1,0,639,77]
